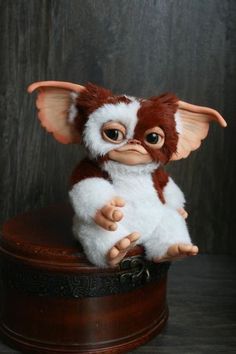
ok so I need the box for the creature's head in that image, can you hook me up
[28,81,226,166]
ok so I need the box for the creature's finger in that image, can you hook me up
[94,211,117,231]
[101,205,123,222]
[111,196,126,207]
[178,207,188,219]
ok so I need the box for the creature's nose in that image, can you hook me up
[128,139,141,145]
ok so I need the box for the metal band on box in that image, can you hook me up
[0,256,170,298]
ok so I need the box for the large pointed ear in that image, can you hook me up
[28,81,85,144]
[171,100,227,160]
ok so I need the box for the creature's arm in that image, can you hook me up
[70,177,117,222]
[69,159,124,228]
[69,159,115,221]
[152,168,187,218]
[163,178,187,217]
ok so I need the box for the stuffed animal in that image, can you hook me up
[28,81,226,267]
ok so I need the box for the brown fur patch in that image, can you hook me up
[70,158,109,187]
[152,167,169,203]
[134,93,179,164]
[74,83,132,133]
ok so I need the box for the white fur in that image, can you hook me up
[69,178,116,222]
[71,161,191,267]
[174,111,182,134]
[163,177,185,209]
[124,95,137,101]
[103,160,159,176]
[142,208,190,260]
[82,100,140,158]
[68,92,79,123]
[73,216,131,267]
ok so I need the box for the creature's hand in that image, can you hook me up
[94,197,125,231]
[178,207,188,219]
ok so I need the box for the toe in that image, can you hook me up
[167,244,179,257]
[191,245,199,255]
[107,232,140,267]
[180,243,190,252]
[108,247,120,260]
[116,238,131,250]
[129,232,140,242]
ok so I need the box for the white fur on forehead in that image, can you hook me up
[83,100,140,158]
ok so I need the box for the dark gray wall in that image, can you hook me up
[0,0,235,254]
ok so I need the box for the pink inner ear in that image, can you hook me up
[171,101,226,161]
[178,101,227,127]
[29,82,85,144]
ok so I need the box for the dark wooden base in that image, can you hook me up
[0,279,168,354]
[0,317,168,354]
[0,204,169,354]
[0,306,168,354]
[0,315,168,354]
[0,284,168,354]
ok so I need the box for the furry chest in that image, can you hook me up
[110,173,163,235]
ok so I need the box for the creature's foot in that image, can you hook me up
[107,232,140,267]
[154,243,199,263]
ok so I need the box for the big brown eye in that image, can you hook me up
[104,129,124,142]
[102,122,126,144]
[145,132,160,144]
[144,127,165,148]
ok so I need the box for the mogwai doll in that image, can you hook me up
[28,81,226,267]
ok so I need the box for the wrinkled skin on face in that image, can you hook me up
[98,94,179,166]
[108,143,153,165]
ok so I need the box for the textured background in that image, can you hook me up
[0,0,235,254]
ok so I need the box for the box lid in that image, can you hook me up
[0,203,144,272]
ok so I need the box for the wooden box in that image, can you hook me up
[0,204,169,353]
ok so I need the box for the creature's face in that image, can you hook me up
[75,84,179,165]
[28,81,226,164]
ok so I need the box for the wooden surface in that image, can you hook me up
[0,204,169,353]
[1,202,145,267]
[0,0,236,254]
[0,254,235,353]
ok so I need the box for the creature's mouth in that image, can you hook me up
[115,144,148,155]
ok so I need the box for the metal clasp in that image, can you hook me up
[119,256,150,287]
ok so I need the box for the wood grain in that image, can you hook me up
[0,0,235,253]
[0,255,235,353]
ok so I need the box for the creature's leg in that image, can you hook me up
[73,216,139,267]
[142,208,198,263]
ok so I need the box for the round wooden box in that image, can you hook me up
[0,204,169,354]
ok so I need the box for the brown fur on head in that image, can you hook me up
[135,93,179,164]
[28,80,226,163]
[72,84,180,165]
[77,83,132,114]
[74,83,132,133]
